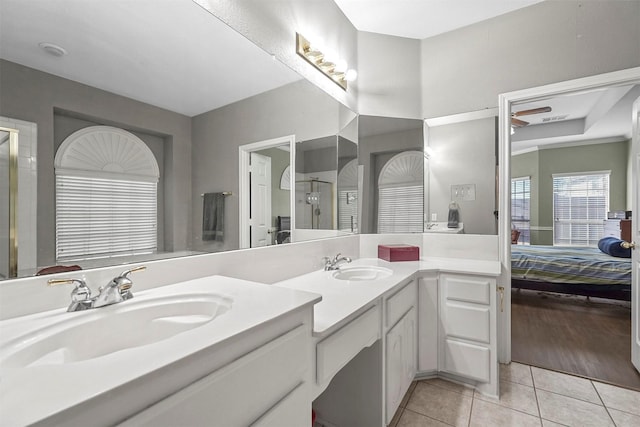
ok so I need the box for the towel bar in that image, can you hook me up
[201,192,232,196]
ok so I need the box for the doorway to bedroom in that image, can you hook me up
[503,71,640,390]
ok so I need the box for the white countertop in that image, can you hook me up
[0,275,320,426]
[424,222,464,233]
[275,257,501,337]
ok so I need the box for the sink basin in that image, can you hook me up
[331,266,393,281]
[0,293,232,370]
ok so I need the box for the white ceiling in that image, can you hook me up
[0,0,301,117]
[333,0,543,39]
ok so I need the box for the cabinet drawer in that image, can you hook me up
[316,305,380,385]
[251,382,308,427]
[443,302,490,343]
[386,279,417,327]
[442,275,491,305]
[443,339,490,382]
[119,324,308,427]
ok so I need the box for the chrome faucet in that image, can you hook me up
[48,266,146,312]
[93,266,145,308]
[323,253,352,271]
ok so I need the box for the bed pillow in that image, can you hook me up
[598,236,632,258]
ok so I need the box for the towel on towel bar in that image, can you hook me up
[202,192,225,242]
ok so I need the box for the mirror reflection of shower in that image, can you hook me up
[0,129,11,279]
[296,178,334,229]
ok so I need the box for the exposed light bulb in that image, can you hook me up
[345,69,358,82]
[334,59,348,72]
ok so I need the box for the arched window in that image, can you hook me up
[377,151,424,233]
[54,126,159,261]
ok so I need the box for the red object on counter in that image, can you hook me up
[378,244,420,262]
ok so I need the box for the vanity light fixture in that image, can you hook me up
[296,33,355,90]
[38,42,67,57]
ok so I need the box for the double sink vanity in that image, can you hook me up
[0,249,500,426]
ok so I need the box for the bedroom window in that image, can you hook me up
[377,151,424,233]
[511,177,531,244]
[54,126,160,261]
[552,171,610,247]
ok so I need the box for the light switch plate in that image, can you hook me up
[451,184,476,201]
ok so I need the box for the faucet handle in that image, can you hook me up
[48,278,93,311]
[120,265,146,278]
[113,266,145,300]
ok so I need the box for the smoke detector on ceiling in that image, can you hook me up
[38,42,67,57]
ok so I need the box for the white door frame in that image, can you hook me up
[239,135,295,249]
[632,96,640,373]
[497,67,640,363]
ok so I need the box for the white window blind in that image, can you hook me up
[377,185,424,233]
[553,172,609,247]
[56,175,157,260]
[511,177,531,244]
[377,151,424,234]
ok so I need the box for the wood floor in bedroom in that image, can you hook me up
[511,289,640,391]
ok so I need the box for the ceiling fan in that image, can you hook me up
[511,106,552,128]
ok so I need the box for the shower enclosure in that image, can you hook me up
[295,178,334,230]
[0,127,18,279]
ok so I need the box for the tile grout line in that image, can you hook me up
[467,391,474,427]
[591,380,619,426]
[531,365,544,422]
[402,408,457,427]
[474,394,545,420]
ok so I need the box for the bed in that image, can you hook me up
[511,245,632,301]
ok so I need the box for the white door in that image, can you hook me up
[250,152,271,247]
[632,96,640,373]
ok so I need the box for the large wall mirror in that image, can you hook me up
[424,111,499,236]
[358,115,425,234]
[0,0,356,280]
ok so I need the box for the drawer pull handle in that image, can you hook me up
[498,286,505,312]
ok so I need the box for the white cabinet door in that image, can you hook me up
[385,306,416,425]
[119,325,308,427]
[418,274,438,372]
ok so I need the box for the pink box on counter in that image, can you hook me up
[378,244,420,262]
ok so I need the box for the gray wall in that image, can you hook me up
[191,79,341,252]
[359,127,423,233]
[511,140,629,245]
[357,31,422,119]
[0,60,192,267]
[427,117,498,235]
[297,140,337,174]
[421,0,640,118]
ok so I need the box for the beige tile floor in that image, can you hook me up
[390,363,640,427]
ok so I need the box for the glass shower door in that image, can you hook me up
[0,127,17,279]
